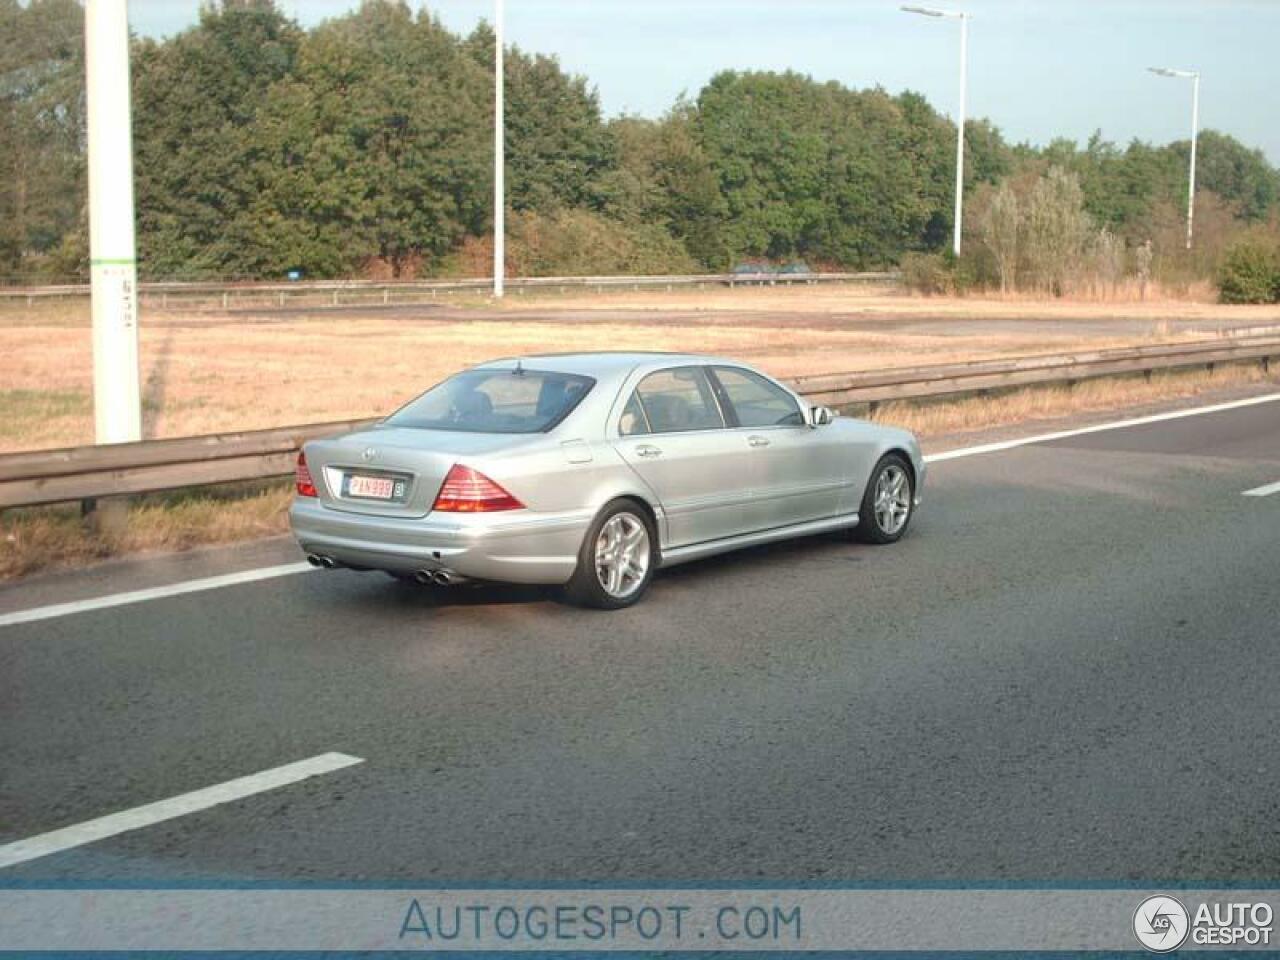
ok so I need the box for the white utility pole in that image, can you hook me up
[85,0,142,444]
[902,5,969,258]
[493,0,505,298]
[1148,66,1200,250]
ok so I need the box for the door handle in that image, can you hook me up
[748,435,771,448]
[635,444,663,458]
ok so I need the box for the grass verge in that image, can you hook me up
[2,360,1277,582]
[1,482,291,580]
[867,362,1280,437]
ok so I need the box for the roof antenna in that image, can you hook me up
[513,359,524,376]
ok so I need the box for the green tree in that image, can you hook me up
[1190,131,1277,222]
[1023,166,1092,295]
[252,1,490,276]
[465,24,614,215]
[0,0,85,277]
[693,71,958,267]
[981,180,1019,292]
[132,0,302,277]
[599,104,729,268]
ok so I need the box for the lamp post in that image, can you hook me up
[493,0,505,298]
[902,5,969,258]
[1148,66,1200,250]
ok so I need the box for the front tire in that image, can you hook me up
[564,500,657,609]
[855,454,914,544]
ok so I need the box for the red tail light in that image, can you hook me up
[432,464,524,512]
[295,451,318,497]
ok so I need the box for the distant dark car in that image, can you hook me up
[777,261,815,285]
[729,263,774,285]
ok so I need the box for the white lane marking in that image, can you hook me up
[3,392,1278,630]
[0,562,313,629]
[0,752,363,870]
[923,392,1280,464]
[1243,480,1280,497]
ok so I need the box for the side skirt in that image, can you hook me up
[658,512,860,569]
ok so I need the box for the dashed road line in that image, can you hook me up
[0,752,364,870]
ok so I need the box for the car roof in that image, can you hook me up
[473,351,741,380]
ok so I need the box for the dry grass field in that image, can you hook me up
[4,282,1278,454]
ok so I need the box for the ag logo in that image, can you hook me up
[1134,895,1190,952]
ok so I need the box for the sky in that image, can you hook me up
[127,0,1280,163]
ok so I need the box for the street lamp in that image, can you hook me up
[1148,66,1200,250]
[488,0,504,299]
[493,0,505,298]
[902,4,969,258]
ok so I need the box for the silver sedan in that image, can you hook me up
[290,353,925,608]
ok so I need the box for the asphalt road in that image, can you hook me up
[1,397,1278,884]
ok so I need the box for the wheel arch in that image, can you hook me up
[595,493,662,561]
[882,446,917,488]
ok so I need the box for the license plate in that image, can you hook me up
[346,474,397,500]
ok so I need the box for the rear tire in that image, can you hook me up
[564,500,657,609]
[854,453,914,544]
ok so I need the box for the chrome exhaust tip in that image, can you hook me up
[306,554,324,568]
[413,570,435,585]
[432,570,453,586]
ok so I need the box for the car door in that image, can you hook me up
[612,366,757,548]
[709,365,848,528]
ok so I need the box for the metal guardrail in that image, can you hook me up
[0,272,897,309]
[1,335,1277,510]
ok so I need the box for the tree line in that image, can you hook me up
[3,0,1279,298]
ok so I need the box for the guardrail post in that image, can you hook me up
[82,495,128,537]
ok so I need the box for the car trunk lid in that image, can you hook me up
[303,426,525,519]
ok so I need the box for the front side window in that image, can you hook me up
[631,367,725,434]
[386,369,594,433]
[712,367,804,428]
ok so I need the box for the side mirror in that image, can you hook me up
[808,405,834,428]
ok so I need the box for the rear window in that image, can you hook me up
[386,369,595,434]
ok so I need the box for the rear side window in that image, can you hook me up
[712,367,804,428]
[619,392,650,436]
[630,367,725,434]
[387,369,594,433]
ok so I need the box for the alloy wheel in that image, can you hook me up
[594,512,650,600]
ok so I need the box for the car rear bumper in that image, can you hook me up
[289,498,592,585]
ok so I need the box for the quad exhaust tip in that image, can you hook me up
[415,569,461,586]
[306,554,337,569]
